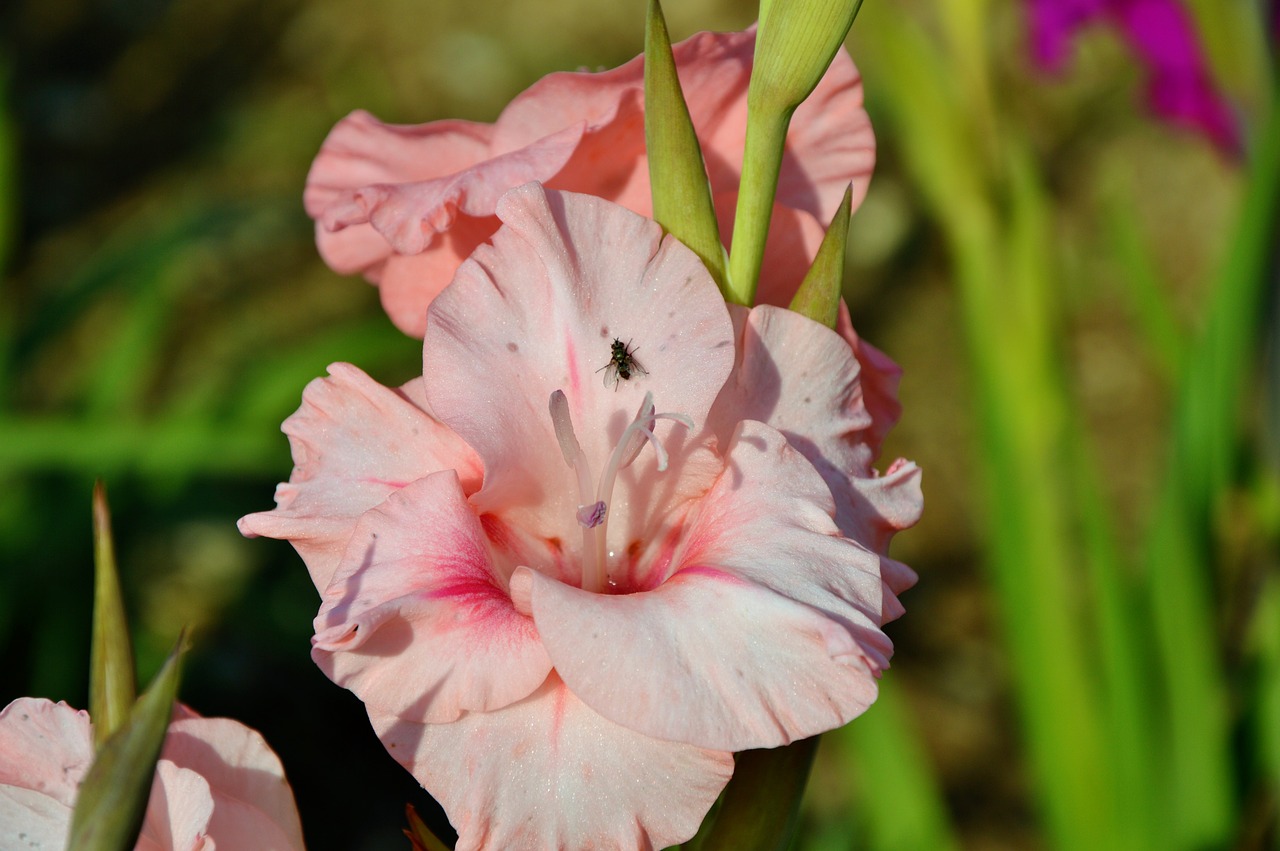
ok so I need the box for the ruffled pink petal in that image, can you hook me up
[0,699,93,808]
[529,421,889,752]
[707,306,919,620]
[306,110,494,210]
[836,303,904,461]
[138,762,215,851]
[308,30,874,339]
[423,184,733,543]
[238,363,481,592]
[316,124,584,256]
[709,304,895,509]
[160,715,305,851]
[369,675,733,851]
[306,111,492,277]
[313,471,551,723]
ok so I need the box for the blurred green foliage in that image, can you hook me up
[0,0,1275,849]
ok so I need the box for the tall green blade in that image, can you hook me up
[789,184,851,329]
[726,0,863,305]
[644,0,727,294]
[833,681,960,851]
[1139,79,1280,848]
[90,481,137,746]
[68,638,184,851]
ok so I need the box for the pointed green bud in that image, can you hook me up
[727,0,865,306]
[90,481,136,747]
[644,0,729,296]
[68,635,185,851]
[789,183,852,329]
[698,737,820,851]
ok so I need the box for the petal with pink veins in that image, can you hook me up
[528,422,889,752]
[423,184,733,542]
[238,362,481,593]
[313,471,552,723]
[369,674,733,851]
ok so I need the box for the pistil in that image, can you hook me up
[548,390,693,593]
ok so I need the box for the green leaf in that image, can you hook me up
[833,682,960,851]
[68,637,184,851]
[644,0,727,294]
[90,481,137,746]
[698,738,818,851]
[1136,78,1280,848]
[788,184,851,328]
[726,0,864,305]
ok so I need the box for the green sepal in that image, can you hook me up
[67,636,184,851]
[788,183,852,329]
[403,803,452,851]
[644,0,729,296]
[727,0,865,306]
[90,480,137,747]
[697,737,819,851]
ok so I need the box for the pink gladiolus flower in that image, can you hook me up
[0,698,305,850]
[241,183,919,850]
[304,28,874,337]
[1027,0,1241,155]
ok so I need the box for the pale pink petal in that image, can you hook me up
[709,304,919,539]
[306,111,493,282]
[837,303,904,460]
[0,699,93,807]
[369,675,733,851]
[238,362,481,592]
[493,63,646,209]
[161,716,305,851]
[306,110,494,211]
[313,471,552,723]
[709,306,870,457]
[529,422,889,752]
[315,124,584,256]
[372,216,495,338]
[844,460,924,556]
[707,307,919,620]
[308,30,874,338]
[423,184,734,542]
[138,762,215,851]
[0,785,71,850]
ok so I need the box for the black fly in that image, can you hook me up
[597,338,647,388]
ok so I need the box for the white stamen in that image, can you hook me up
[549,390,582,467]
[547,389,693,594]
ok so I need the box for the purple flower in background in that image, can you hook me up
[1029,0,1241,155]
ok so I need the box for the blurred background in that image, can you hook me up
[0,0,1275,848]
